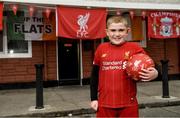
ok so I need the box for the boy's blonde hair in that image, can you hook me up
[106,16,129,28]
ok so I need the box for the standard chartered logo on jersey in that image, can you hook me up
[102,61,127,70]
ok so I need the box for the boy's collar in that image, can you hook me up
[110,42,126,46]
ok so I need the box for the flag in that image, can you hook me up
[57,6,107,40]
[148,11,180,39]
[42,12,56,40]
[0,2,3,31]
[6,11,25,41]
[6,11,56,41]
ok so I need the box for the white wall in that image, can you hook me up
[1,0,180,10]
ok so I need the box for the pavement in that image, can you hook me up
[1,80,180,117]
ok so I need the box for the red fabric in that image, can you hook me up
[93,42,145,108]
[96,105,139,117]
[0,2,3,31]
[57,6,107,39]
[148,11,180,39]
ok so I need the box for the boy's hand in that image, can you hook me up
[90,100,98,111]
[139,67,158,81]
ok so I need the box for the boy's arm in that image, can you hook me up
[90,65,99,101]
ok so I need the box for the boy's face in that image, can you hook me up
[106,22,130,45]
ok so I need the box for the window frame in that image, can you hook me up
[0,16,32,58]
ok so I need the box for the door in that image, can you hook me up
[58,38,79,84]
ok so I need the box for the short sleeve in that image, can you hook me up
[133,43,146,55]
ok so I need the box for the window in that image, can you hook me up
[125,15,147,48]
[0,13,32,58]
[130,16,147,48]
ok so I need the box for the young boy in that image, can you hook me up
[90,16,158,117]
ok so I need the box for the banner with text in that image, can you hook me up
[57,6,107,40]
[6,11,56,41]
[148,11,180,39]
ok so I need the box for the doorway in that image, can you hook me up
[58,38,80,85]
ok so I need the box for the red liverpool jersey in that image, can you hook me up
[93,42,145,108]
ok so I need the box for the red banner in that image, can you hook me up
[0,2,3,31]
[148,11,180,39]
[57,6,107,40]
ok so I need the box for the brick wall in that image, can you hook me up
[0,41,57,84]
[45,41,57,81]
[145,38,180,74]
[0,39,179,84]
[81,41,94,79]
[82,50,93,79]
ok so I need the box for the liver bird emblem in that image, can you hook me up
[77,13,90,38]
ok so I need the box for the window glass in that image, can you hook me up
[82,40,93,51]
[7,40,28,53]
[0,10,32,58]
[6,11,28,54]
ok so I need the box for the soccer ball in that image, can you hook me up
[126,53,155,81]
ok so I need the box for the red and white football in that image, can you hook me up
[126,53,155,81]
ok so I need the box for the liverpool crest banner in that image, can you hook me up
[148,11,180,39]
[57,6,107,40]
